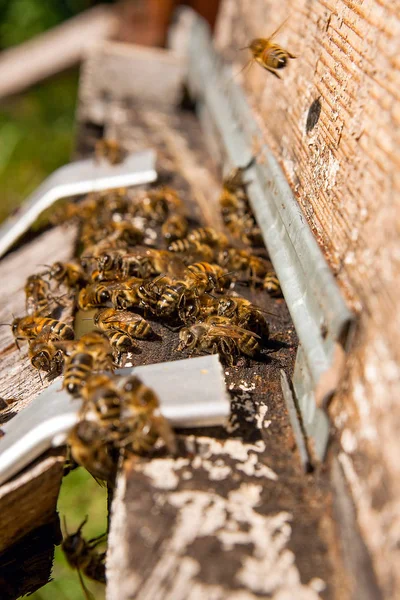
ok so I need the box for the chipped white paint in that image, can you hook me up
[141,458,190,490]
[236,453,278,480]
[118,484,323,599]
[254,404,270,430]
[107,473,142,600]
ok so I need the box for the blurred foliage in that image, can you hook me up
[30,468,107,600]
[0,70,79,223]
[0,0,100,49]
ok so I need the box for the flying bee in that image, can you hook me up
[95,137,125,165]
[161,214,189,242]
[78,283,112,310]
[264,271,282,297]
[46,261,87,288]
[28,334,64,375]
[68,419,116,485]
[187,227,228,248]
[241,20,296,79]
[62,516,106,600]
[11,315,74,344]
[217,296,270,341]
[62,332,114,396]
[94,308,154,340]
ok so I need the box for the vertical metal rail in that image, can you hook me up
[186,17,355,461]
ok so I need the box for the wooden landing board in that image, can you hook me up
[77,42,336,599]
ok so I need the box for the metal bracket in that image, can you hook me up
[186,17,355,461]
[0,355,230,486]
[0,148,157,258]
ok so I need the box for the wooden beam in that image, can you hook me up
[0,5,118,99]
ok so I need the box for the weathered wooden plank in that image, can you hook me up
[215,1,399,596]
[0,225,77,595]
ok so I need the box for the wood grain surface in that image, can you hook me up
[215,1,399,596]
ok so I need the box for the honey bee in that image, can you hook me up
[62,516,106,600]
[132,187,183,223]
[46,261,87,288]
[81,374,176,455]
[108,220,144,247]
[62,332,114,396]
[187,227,228,248]
[217,296,270,340]
[78,283,112,310]
[217,248,270,285]
[11,315,74,344]
[51,194,98,225]
[28,335,64,375]
[168,239,215,263]
[179,316,261,364]
[161,214,189,242]
[184,262,230,293]
[242,20,296,79]
[104,330,137,362]
[68,419,116,485]
[115,375,177,454]
[94,308,154,340]
[95,138,125,165]
[24,274,60,315]
[137,274,172,313]
[264,271,282,297]
[156,281,193,318]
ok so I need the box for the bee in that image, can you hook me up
[24,274,57,315]
[217,296,270,341]
[51,194,98,225]
[28,335,64,375]
[81,374,176,455]
[264,271,282,297]
[156,281,193,318]
[217,248,270,285]
[242,20,296,79]
[104,330,137,362]
[46,261,87,288]
[161,214,189,242]
[62,332,114,396]
[178,319,260,365]
[137,274,172,312]
[95,138,125,165]
[11,315,74,344]
[168,239,215,263]
[62,516,106,600]
[78,283,112,310]
[108,220,144,247]
[108,278,143,310]
[115,375,177,454]
[187,227,228,248]
[68,419,116,485]
[94,308,154,340]
[184,262,230,293]
[133,187,183,223]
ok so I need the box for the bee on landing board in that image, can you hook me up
[241,20,296,79]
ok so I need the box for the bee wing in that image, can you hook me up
[208,325,261,340]
[100,310,142,325]
[53,339,76,353]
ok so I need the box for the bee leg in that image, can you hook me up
[264,66,282,79]
[288,52,297,59]
[77,568,95,600]
[152,413,177,455]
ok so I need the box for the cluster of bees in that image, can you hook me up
[4,148,282,596]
